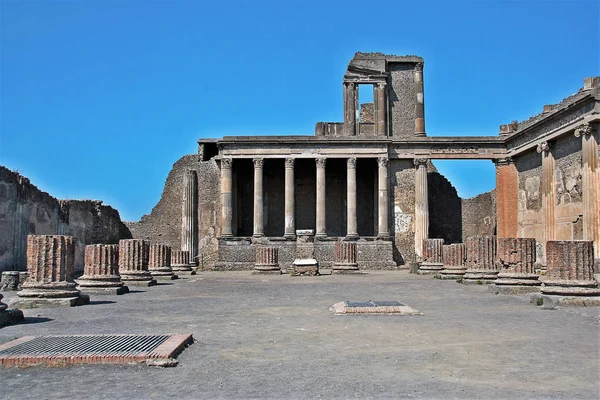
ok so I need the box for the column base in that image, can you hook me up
[418,263,444,274]
[10,294,90,309]
[531,293,600,309]
[77,286,130,295]
[344,235,359,241]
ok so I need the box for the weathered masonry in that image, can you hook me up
[129,53,600,270]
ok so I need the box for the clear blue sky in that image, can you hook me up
[1,0,598,221]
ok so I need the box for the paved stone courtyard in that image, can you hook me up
[1,271,598,399]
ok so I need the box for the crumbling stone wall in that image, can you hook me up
[359,103,374,123]
[391,159,415,264]
[462,190,496,239]
[428,170,462,244]
[126,154,220,268]
[389,63,417,137]
[0,166,131,272]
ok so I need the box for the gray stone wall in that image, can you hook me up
[515,149,543,240]
[390,159,415,264]
[428,171,462,244]
[462,190,496,240]
[553,133,583,240]
[389,63,416,138]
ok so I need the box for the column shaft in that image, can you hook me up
[377,157,390,237]
[253,158,264,237]
[182,170,198,260]
[576,123,600,259]
[375,83,387,136]
[414,159,429,258]
[284,158,295,237]
[538,142,555,259]
[316,158,327,236]
[414,63,425,136]
[343,82,357,136]
[347,158,358,238]
[494,158,518,238]
[220,159,233,237]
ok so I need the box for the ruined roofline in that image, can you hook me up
[352,52,424,63]
[215,135,504,144]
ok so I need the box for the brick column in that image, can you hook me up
[316,158,327,237]
[148,244,177,280]
[493,238,540,293]
[343,82,357,136]
[77,244,128,295]
[542,241,599,296]
[284,158,296,238]
[537,142,555,262]
[414,62,425,136]
[253,246,281,275]
[181,170,198,261]
[374,82,387,136]
[220,158,233,237]
[494,158,518,238]
[463,236,498,283]
[419,238,444,274]
[575,123,599,259]
[253,158,264,237]
[414,158,429,258]
[377,157,390,238]
[439,243,467,279]
[118,239,156,286]
[346,157,358,239]
[333,241,359,274]
[171,250,195,274]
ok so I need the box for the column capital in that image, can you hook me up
[493,157,513,166]
[316,158,326,168]
[413,158,428,167]
[414,62,424,72]
[376,81,387,89]
[253,158,264,168]
[574,122,594,137]
[284,158,295,168]
[536,141,551,154]
[377,157,389,168]
[347,157,357,169]
[221,158,232,169]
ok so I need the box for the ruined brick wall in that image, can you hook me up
[516,149,543,241]
[389,63,417,138]
[126,154,220,268]
[391,159,415,264]
[461,190,496,239]
[359,103,374,123]
[553,133,583,240]
[0,166,131,272]
[428,171,462,244]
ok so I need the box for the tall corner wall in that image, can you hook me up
[461,190,497,240]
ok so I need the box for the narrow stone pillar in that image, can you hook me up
[419,238,444,274]
[374,82,387,136]
[316,158,327,237]
[414,62,425,136]
[253,246,281,275]
[414,158,429,258]
[343,82,357,135]
[118,239,156,286]
[346,157,358,239]
[463,236,498,283]
[77,244,129,295]
[494,158,518,238]
[253,158,264,237]
[171,250,195,274]
[181,170,198,262]
[575,123,600,259]
[291,230,319,276]
[541,241,599,297]
[220,158,233,237]
[12,175,29,271]
[15,235,90,307]
[333,241,359,274]
[284,158,296,238]
[439,243,467,279]
[538,142,555,262]
[492,238,540,293]
[377,157,390,238]
[149,244,178,280]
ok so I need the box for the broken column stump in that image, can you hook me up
[463,236,498,284]
[419,239,444,274]
[13,235,90,308]
[291,230,319,276]
[76,244,129,295]
[532,241,600,307]
[439,243,467,279]
[171,250,196,275]
[490,238,540,294]
[118,239,156,286]
[149,244,178,280]
[253,246,281,275]
[332,241,360,274]
[0,294,24,328]
[1,272,20,291]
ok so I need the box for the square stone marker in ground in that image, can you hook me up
[331,300,423,315]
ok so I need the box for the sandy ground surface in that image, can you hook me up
[1,270,599,400]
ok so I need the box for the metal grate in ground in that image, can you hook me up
[0,333,193,367]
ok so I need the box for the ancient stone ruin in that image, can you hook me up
[463,236,498,283]
[171,250,195,275]
[491,238,540,294]
[439,243,467,279]
[77,244,129,295]
[332,241,359,274]
[118,239,156,286]
[419,238,444,274]
[148,244,178,280]
[253,246,281,275]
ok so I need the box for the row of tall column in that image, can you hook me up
[220,157,390,239]
[343,81,387,136]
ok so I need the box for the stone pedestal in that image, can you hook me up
[419,239,444,274]
[118,239,156,286]
[491,238,540,294]
[13,235,90,308]
[463,236,498,283]
[291,230,319,276]
[253,246,281,275]
[1,271,20,291]
[171,250,196,275]
[439,243,467,279]
[77,244,129,295]
[149,244,178,280]
[0,294,24,328]
[333,241,359,274]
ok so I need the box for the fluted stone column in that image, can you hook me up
[181,170,198,262]
[118,239,156,286]
[253,158,264,237]
[149,244,177,280]
[575,123,600,259]
[171,250,195,274]
[253,246,281,275]
[221,158,233,237]
[316,158,327,237]
[538,142,555,263]
[284,158,296,238]
[12,175,29,271]
[15,235,89,308]
[542,241,599,296]
[419,238,444,274]
[77,244,128,295]
[492,238,540,293]
[343,82,357,136]
[414,62,425,136]
[439,243,467,279]
[414,158,429,258]
[377,157,390,238]
[346,157,358,239]
[463,236,498,283]
[374,82,387,136]
[333,241,359,274]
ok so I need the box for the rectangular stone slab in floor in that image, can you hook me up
[331,301,423,315]
[0,333,193,367]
